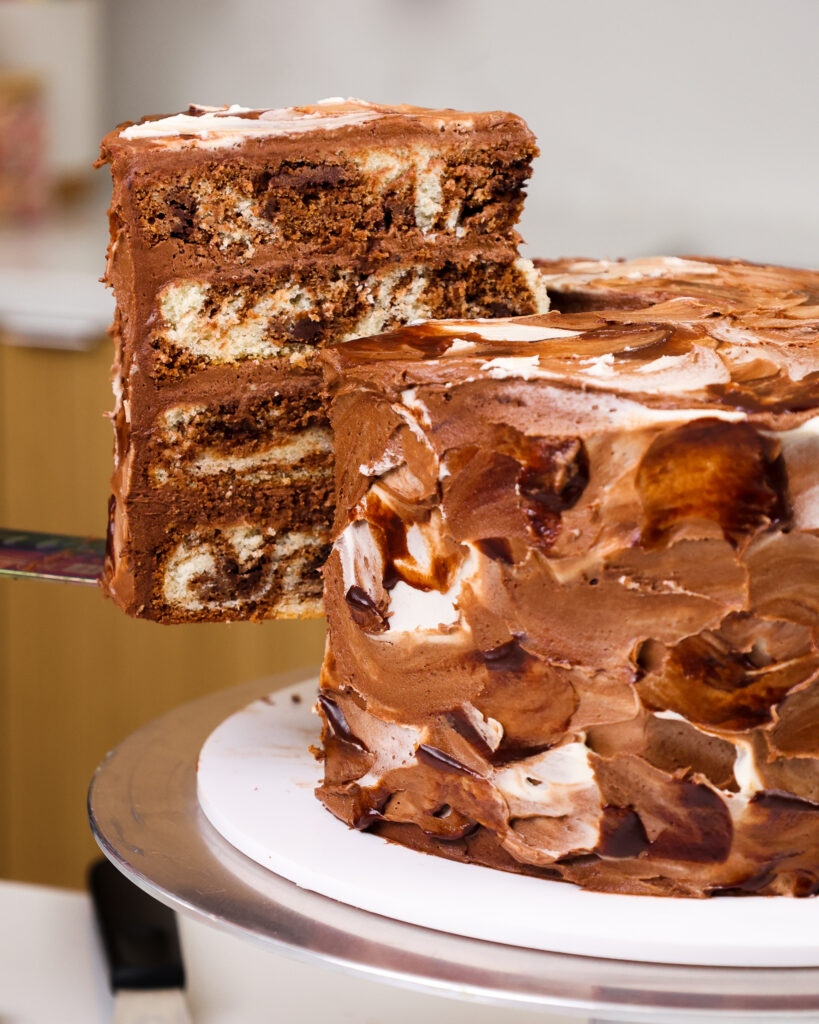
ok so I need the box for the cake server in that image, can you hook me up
[89,858,193,1024]
[0,527,104,584]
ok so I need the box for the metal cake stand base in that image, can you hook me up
[88,668,819,1023]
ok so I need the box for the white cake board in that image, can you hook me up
[196,677,819,969]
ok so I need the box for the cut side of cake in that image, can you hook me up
[317,291,819,897]
[98,100,548,622]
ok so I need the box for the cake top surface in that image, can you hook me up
[537,255,819,313]
[323,299,819,426]
[106,99,528,152]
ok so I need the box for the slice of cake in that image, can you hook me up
[537,255,819,313]
[317,293,819,897]
[97,100,548,622]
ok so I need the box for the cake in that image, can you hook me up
[316,290,819,897]
[97,100,548,622]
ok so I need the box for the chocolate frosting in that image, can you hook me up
[537,255,819,315]
[316,289,819,897]
[110,100,523,148]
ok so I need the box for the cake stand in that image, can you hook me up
[88,667,819,1023]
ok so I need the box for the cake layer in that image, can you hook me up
[104,366,333,622]
[317,297,819,897]
[111,365,329,497]
[99,101,537,269]
[149,257,547,380]
[108,509,330,624]
[144,393,333,493]
[158,522,328,621]
[537,255,819,314]
[103,251,547,623]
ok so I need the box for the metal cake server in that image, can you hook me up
[0,527,105,584]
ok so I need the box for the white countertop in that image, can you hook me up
[0,878,581,1024]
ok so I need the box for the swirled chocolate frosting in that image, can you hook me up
[97,99,545,622]
[317,284,819,897]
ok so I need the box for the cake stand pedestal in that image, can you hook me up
[88,668,819,1024]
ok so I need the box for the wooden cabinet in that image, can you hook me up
[0,338,326,887]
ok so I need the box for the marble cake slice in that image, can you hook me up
[317,290,819,897]
[97,100,548,623]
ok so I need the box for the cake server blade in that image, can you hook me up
[0,527,104,584]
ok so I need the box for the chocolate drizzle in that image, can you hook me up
[353,803,386,831]
[708,867,779,897]
[443,709,495,759]
[416,744,482,778]
[751,790,819,813]
[708,378,819,416]
[490,741,555,766]
[475,537,514,564]
[363,493,462,593]
[598,807,651,859]
[361,495,408,591]
[516,438,589,549]
[345,585,389,632]
[317,693,368,751]
[637,420,791,549]
[651,779,733,864]
[793,873,819,898]
[481,637,528,672]
[636,620,819,731]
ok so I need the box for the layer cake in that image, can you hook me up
[98,100,548,622]
[317,291,819,897]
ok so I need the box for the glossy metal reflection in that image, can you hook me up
[88,668,819,1022]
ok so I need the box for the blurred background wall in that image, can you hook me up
[106,0,819,266]
[0,0,817,889]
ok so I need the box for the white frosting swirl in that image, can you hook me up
[120,102,382,142]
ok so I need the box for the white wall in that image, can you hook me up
[0,1,103,177]
[106,0,819,267]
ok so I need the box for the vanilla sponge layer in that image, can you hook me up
[150,416,333,488]
[150,258,549,378]
[160,524,328,620]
